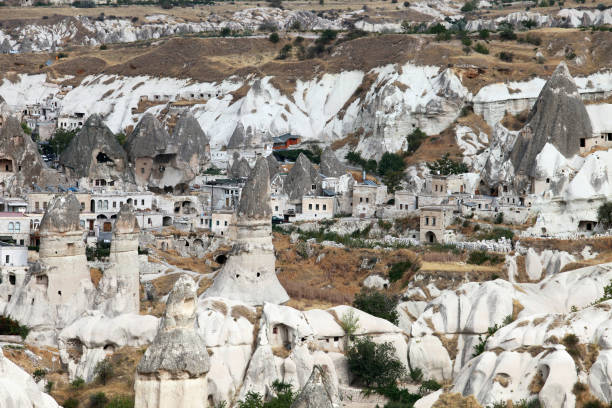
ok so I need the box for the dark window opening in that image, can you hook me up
[96,152,113,163]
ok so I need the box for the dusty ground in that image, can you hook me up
[1,26,611,94]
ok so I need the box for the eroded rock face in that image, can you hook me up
[283,153,322,202]
[60,114,133,186]
[319,147,346,178]
[127,112,208,192]
[290,365,340,408]
[5,194,94,346]
[170,111,210,171]
[0,350,60,408]
[0,116,66,195]
[94,204,140,317]
[135,275,210,408]
[509,62,593,192]
[205,157,289,305]
[229,155,251,179]
[267,154,280,180]
[124,113,169,162]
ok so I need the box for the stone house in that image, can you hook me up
[295,196,335,221]
[419,206,453,244]
[352,181,387,218]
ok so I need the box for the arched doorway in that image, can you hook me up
[425,231,437,243]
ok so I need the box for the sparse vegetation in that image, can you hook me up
[388,260,420,282]
[597,202,612,226]
[406,128,427,155]
[427,154,469,175]
[89,392,109,408]
[0,316,30,339]
[268,32,280,43]
[237,380,295,408]
[346,337,405,388]
[353,289,399,325]
[474,42,490,54]
[94,358,114,385]
[467,250,503,265]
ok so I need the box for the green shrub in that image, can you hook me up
[419,379,441,394]
[89,392,109,408]
[474,42,489,54]
[236,381,295,408]
[0,316,30,339]
[461,0,477,11]
[494,212,504,224]
[86,242,111,261]
[597,280,612,303]
[94,358,114,385]
[277,44,292,59]
[436,31,452,41]
[107,396,134,408]
[478,29,490,39]
[525,33,542,45]
[406,128,427,155]
[467,250,503,265]
[499,51,513,62]
[99,44,108,50]
[478,227,514,241]
[71,376,85,389]
[346,337,405,388]
[499,27,517,40]
[33,368,47,382]
[353,290,399,325]
[462,36,472,46]
[220,27,231,37]
[63,397,79,408]
[427,153,468,175]
[409,366,423,382]
[269,32,280,43]
[21,122,32,135]
[45,381,53,393]
[597,202,612,225]
[377,152,406,177]
[388,261,418,282]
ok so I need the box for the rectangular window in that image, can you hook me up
[432,217,436,226]
[35,202,39,210]
[113,202,116,208]
[216,220,219,226]
[425,217,429,225]
[360,197,363,203]
[315,204,319,211]
[275,206,279,211]
[323,204,327,211]
[224,221,228,226]
[309,204,312,210]
[141,168,145,174]
[5,255,9,264]
[142,199,145,206]
[366,197,369,203]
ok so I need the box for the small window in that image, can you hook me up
[309,204,312,210]
[311,184,315,190]
[323,204,327,211]
[141,168,145,174]
[360,197,363,203]
[5,255,10,264]
[315,204,319,211]
[141,200,145,206]
[425,217,429,225]
[580,138,586,148]
[366,197,369,203]
[8,222,13,232]
[9,274,15,284]
[275,206,279,211]
[224,221,228,226]
[546,178,550,184]
[113,201,116,208]
[432,217,436,226]
[216,220,219,226]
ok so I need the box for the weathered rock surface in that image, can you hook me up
[58,311,158,382]
[136,275,210,408]
[5,194,94,346]
[229,155,251,179]
[283,153,322,202]
[60,114,133,186]
[94,204,141,317]
[0,350,60,408]
[124,113,169,161]
[170,111,210,170]
[0,116,66,195]
[205,157,289,305]
[319,147,346,178]
[290,365,340,408]
[267,154,280,180]
[510,62,592,190]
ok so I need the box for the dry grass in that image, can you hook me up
[231,305,257,324]
[271,346,292,358]
[404,126,463,168]
[432,392,482,408]
[501,110,529,131]
[529,369,545,394]
[150,272,182,298]
[48,346,143,407]
[512,299,524,321]
[90,267,103,288]
[274,233,420,305]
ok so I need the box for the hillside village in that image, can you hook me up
[3,0,612,407]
